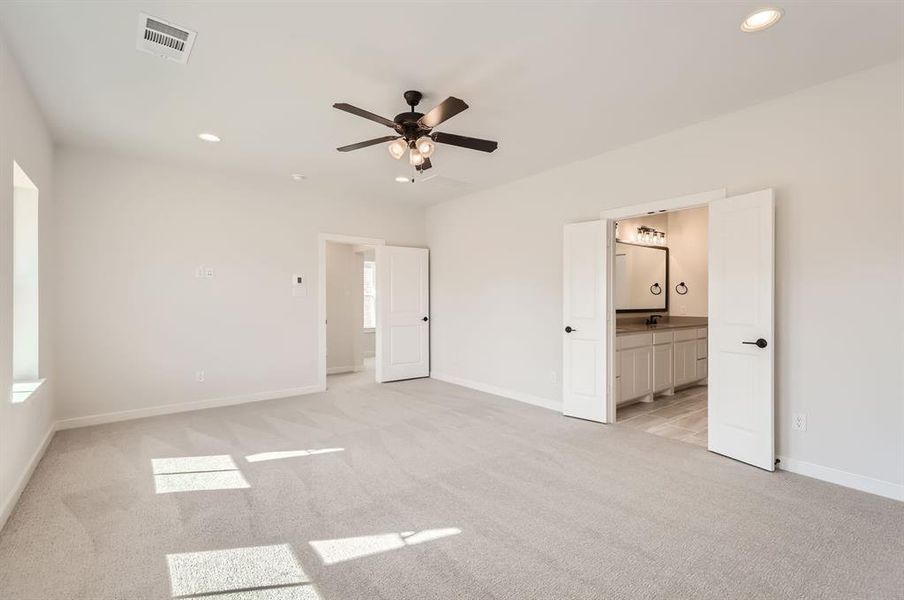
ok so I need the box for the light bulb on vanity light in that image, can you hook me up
[387,139,407,160]
[409,147,425,166]
[416,136,435,158]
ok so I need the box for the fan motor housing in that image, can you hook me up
[394,112,427,139]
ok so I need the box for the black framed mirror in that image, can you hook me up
[615,242,669,313]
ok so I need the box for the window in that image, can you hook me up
[11,161,42,403]
[363,260,376,329]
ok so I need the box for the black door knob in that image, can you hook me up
[422,316,429,322]
[742,338,768,349]
[565,326,576,333]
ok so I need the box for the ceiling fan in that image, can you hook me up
[333,90,498,172]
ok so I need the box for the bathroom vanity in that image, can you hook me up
[615,318,708,405]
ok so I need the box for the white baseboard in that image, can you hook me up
[363,351,375,358]
[0,423,56,532]
[778,456,903,502]
[327,365,355,375]
[430,372,561,412]
[56,383,326,431]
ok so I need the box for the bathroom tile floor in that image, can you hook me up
[616,385,708,447]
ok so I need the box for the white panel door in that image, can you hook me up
[562,221,608,422]
[375,246,429,382]
[708,189,775,471]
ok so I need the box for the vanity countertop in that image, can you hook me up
[616,317,708,335]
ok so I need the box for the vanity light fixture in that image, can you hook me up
[636,226,666,246]
[741,7,784,33]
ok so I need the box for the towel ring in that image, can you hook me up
[650,283,662,296]
[676,282,688,295]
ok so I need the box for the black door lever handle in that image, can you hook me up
[565,326,577,333]
[742,338,768,349]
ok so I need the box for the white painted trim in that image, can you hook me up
[778,456,903,502]
[326,365,356,375]
[318,233,386,392]
[0,423,55,532]
[431,372,560,412]
[601,188,726,220]
[55,384,325,431]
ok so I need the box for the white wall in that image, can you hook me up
[427,61,904,495]
[325,242,361,373]
[54,147,425,423]
[0,35,56,527]
[667,207,708,317]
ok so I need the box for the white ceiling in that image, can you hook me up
[0,1,901,205]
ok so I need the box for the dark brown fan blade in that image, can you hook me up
[432,131,498,153]
[333,103,398,129]
[416,157,433,172]
[418,97,468,129]
[336,135,400,152]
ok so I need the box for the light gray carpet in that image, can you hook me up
[1,370,902,600]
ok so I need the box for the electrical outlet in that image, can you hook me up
[792,413,807,431]
[204,267,214,279]
[195,370,205,383]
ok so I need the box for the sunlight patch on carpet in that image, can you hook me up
[245,449,345,463]
[152,455,249,494]
[166,544,318,599]
[309,528,462,565]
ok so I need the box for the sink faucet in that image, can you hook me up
[646,314,664,326]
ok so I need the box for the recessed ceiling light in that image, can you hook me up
[395,176,412,183]
[197,132,221,142]
[741,8,784,32]
[291,174,306,181]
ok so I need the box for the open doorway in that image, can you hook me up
[562,188,775,471]
[613,206,709,448]
[325,240,377,386]
[317,233,385,390]
[318,234,431,389]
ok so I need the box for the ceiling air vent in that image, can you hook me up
[136,13,196,64]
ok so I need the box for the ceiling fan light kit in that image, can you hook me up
[408,147,425,166]
[334,89,498,173]
[387,138,407,160]
[416,136,435,157]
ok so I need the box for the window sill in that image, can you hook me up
[11,379,45,404]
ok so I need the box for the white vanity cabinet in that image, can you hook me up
[616,326,707,405]
[616,333,653,404]
[652,332,674,393]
